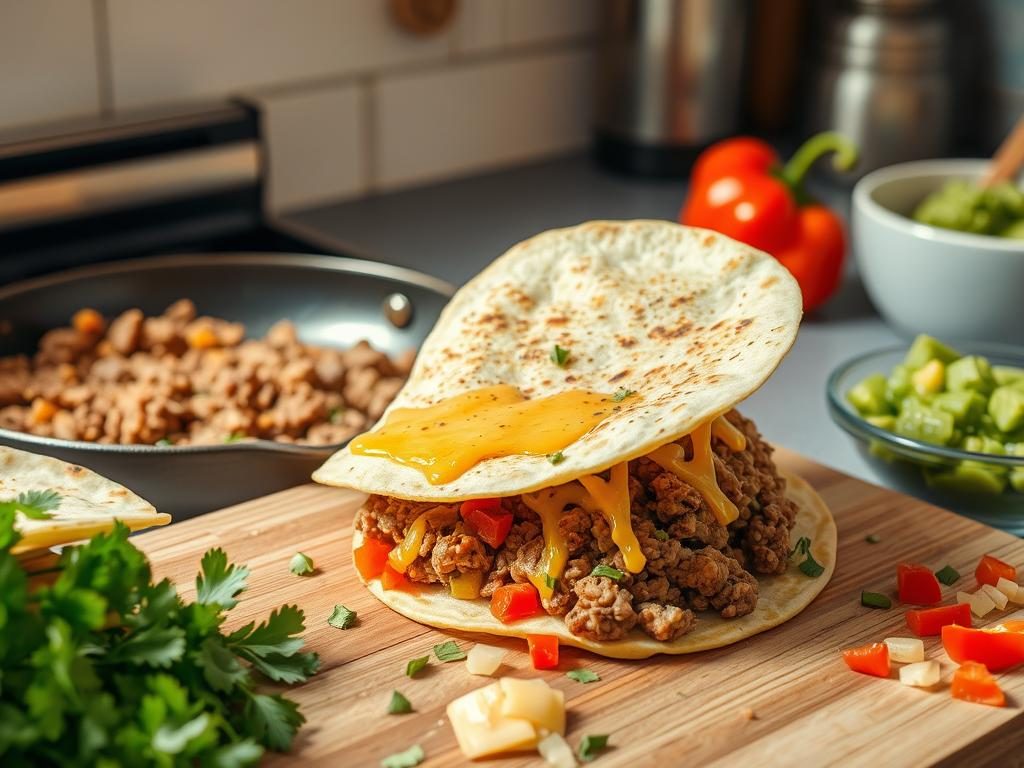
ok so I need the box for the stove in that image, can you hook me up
[0,100,352,285]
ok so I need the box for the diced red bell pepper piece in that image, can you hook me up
[527,634,559,670]
[951,662,1005,707]
[905,603,972,637]
[942,623,1024,672]
[842,642,891,678]
[490,583,540,624]
[380,563,419,593]
[460,498,513,549]
[975,554,1016,588]
[897,563,942,605]
[353,537,394,580]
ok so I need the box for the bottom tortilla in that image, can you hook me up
[353,471,836,659]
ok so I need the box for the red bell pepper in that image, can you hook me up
[897,563,942,606]
[951,662,1005,707]
[942,623,1024,672]
[842,642,890,678]
[527,634,559,670]
[460,498,513,549]
[490,583,541,624]
[681,132,857,312]
[353,538,394,580]
[905,603,972,637]
[975,553,1016,588]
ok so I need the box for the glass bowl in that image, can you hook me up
[827,344,1024,535]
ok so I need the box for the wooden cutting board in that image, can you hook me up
[133,449,1024,767]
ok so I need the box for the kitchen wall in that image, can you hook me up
[0,0,596,212]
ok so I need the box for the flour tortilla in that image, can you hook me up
[0,447,170,554]
[354,473,835,659]
[314,221,802,501]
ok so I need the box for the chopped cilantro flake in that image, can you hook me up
[289,552,314,576]
[548,451,566,465]
[653,529,669,542]
[0,489,62,520]
[551,344,570,367]
[865,534,881,544]
[566,669,600,684]
[861,591,892,609]
[935,564,960,586]
[578,734,610,762]
[381,744,425,768]
[790,536,824,577]
[612,388,636,402]
[405,655,429,677]
[544,573,558,590]
[327,605,356,630]
[591,564,623,581]
[387,690,413,714]
[433,640,466,662]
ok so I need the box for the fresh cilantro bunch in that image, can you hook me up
[0,515,319,767]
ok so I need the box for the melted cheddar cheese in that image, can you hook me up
[388,506,456,573]
[577,463,646,574]
[350,384,615,485]
[521,485,582,599]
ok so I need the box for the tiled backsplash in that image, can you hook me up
[0,0,596,212]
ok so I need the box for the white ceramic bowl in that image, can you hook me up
[852,159,1024,345]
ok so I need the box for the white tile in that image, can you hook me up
[0,0,100,130]
[106,0,451,109]
[453,0,505,54]
[374,48,593,191]
[256,84,367,213]
[505,0,597,47]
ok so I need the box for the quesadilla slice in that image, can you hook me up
[0,446,170,555]
[315,220,836,658]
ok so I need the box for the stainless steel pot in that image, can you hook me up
[0,253,453,520]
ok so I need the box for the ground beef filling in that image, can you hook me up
[357,410,797,643]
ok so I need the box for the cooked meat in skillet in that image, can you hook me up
[0,300,414,446]
[357,410,798,643]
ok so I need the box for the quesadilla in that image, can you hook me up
[0,446,169,554]
[315,220,836,658]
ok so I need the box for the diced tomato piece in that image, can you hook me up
[951,662,1005,707]
[460,498,513,549]
[942,623,1024,672]
[975,554,1016,588]
[842,642,891,677]
[897,563,942,605]
[905,603,972,637]
[490,583,541,623]
[527,634,559,670]
[380,563,419,593]
[353,538,394,580]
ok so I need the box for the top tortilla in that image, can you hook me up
[0,447,170,554]
[314,221,802,501]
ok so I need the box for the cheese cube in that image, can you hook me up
[996,577,1024,605]
[981,583,1009,610]
[499,678,566,736]
[446,682,536,759]
[884,637,925,663]
[968,590,996,617]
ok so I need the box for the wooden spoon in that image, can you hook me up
[980,113,1024,187]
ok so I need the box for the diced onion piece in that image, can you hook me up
[899,660,941,688]
[466,643,506,676]
[956,591,973,605]
[969,590,997,618]
[538,732,578,768]
[981,583,1009,610]
[884,637,925,663]
[996,577,1022,604]
[446,682,536,760]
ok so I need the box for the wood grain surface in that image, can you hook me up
[133,448,1024,768]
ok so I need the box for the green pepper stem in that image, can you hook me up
[780,131,859,188]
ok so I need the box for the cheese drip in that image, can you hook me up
[711,414,746,452]
[350,384,616,485]
[647,419,740,525]
[521,485,581,600]
[388,506,456,573]
[577,463,646,574]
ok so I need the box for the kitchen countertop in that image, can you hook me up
[283,153,903,490]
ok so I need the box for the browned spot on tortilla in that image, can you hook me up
[735,318,753,331]
[545,315,569,326]
[702,233,716,247]
[609,370,630,383]
[565,375,578,384]
[66,465,85,477]
[616,335,637,348]
[649,322,694,340]
[761,276,779,289]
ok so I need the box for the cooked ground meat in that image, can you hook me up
[0,300,414,446]
[358,408,796,643]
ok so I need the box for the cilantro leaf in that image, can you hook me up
[579,734,610,762]
[106,624,187,668]
[381,744,425,768]
[935,564,959,586]
[566,669,600,684]
[547,451,566,465]
[790,537,824,577]
[13,489,62,519]
[289,552,314,576]
[198,637,249,692]
[611,388,635,402]
[387,690,413,714]
[328,605,357,629]
[591,564,624,581]
[551,344,570,367]
[405,655,429,677]
[433,640,466,662]
[244,692,305,752]
[230,605,306,656]
[196,548,249,609]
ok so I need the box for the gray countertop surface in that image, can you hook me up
[283,153,904,488]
